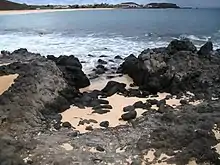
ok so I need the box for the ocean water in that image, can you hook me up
[0,9,220,71]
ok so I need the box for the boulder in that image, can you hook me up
[100,121,109,128]
[119,39,216,96]
[167,39,197,54]
[133,101,146,109]
[115,55,123,60]
[198,41,213,57]
[100,55,108,58]
[98,59,107,65]
[96,146,105,152]
[62,122,72,129]
[121,110,137,121]
[47,55,90,89]
[101,81,126,97]
[55,55,82,69]
[95,68,105,75]
[123,105,135,112]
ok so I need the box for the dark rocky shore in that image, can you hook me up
[1,39,220,165]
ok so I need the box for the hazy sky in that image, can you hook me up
[14,0,220,7]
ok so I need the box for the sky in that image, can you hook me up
[14,0,220,7]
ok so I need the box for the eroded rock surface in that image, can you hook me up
[1,40,220,165]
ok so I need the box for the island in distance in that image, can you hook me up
[0,0,181,10]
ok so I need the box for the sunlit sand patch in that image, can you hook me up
[0,74,19,95]
[80,74,134,93]
[61,94,147,133]
[60,143,73,151]
[61,75,202,133]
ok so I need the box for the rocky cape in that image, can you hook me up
[0,40,220,164]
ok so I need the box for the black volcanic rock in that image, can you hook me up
[101,81,126,97]
[120,39,220,97]
[167,39,197,54]
[98,59,108,65]
[121,110,137,121]
[198,41,213,58]
[100,121,109,128]
[47,55,90,89]
[115,55,123,60]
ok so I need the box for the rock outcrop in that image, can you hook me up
[120,40,219,99]
[0,49,90,164]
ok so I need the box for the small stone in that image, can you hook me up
[101,104,113,109]
[67,131,78,137]
[85,126,93,131]
[100,55,108,58]
[100,121,109,128]
[123,105,135,112]
[96,146,105,152]
[53,122,61,130]
[98,99,109,105]
[121,111,137,121]
[89,119,98,123]
[98,59,107,65]
[157,99,166,107]
[92,109,110,114]
[165,95,172,100]
[133,101,146,109]
[115,55,123,60]
[180,99,188,105]
[147,99,158,105]
[158,104,165,113]
[62,122,72,129]
[92,105,112,110]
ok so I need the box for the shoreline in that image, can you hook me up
[0,8,115,15]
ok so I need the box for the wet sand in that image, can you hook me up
[0,74,18,95]
[0,8,114,15]
[61,75,202,134]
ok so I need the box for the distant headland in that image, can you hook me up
[0,0,182,10]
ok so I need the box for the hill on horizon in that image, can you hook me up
[0,0,28,10]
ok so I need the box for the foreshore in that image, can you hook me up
[1,40,220,164]
[0,8,115,15]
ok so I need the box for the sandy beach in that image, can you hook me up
[61,75,202,134]
[0,8,114,15]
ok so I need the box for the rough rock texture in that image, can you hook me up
[120,40,220,99]
[0,49,89,164]
[198,41,213,57]
[47,55,90,89]
[1,41,220,165]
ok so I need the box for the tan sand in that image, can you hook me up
[0,74,18,95]
[0,8,114,15]
[61,75,202,133]
[60,143,73,151]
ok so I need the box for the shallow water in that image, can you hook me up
[0,9,220,72]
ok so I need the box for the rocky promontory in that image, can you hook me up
[0,40,220,165]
